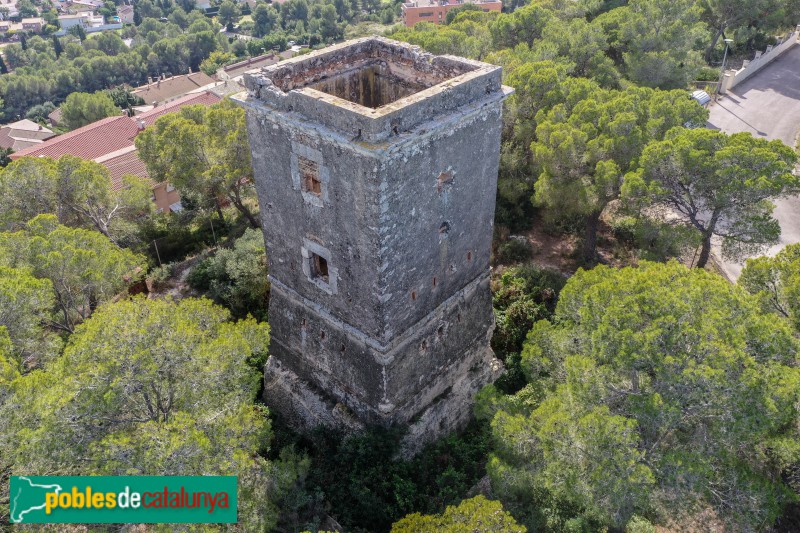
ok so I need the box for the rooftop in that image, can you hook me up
[403,0,500,6]
[0,120,56,152]
[132,71,217,105]
[11,92,222,189]
[239,36,510,143]
[12,115,138,161]
[218,52,292,80]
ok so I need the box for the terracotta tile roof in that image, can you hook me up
[0,120,57,151]
[0,132,42,152]
[95,146,150,192]
[220,53,282,79]
[132,72,216,106]
[9,92,223,204]
[3,119,53,135]
[11,115,137,160]
[137,91,222,126]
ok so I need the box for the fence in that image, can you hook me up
[720,25,800,93]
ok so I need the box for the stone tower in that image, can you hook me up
[236,37,511,453]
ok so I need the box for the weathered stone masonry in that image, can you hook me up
[235,37,512,454]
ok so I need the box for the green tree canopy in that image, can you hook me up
[0,297,284,530]
[532,87,708,262]
[60,91,119,130]
[136,99,259,227]
[623,128,800,268]
[200,50,236,76]
[218,0,242,31]
[489,261,800,531]
[0,155,153,243]
[0,215,147,332]
[0,266,61,369]
[597,0,706,88]
[188,228,270,321]
[391,495,526,533]
[739,242,800,331]
[253,2,279,37]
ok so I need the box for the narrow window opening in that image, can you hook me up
[437,171,454,192]
[299,156,322,196]
[301,318,307,328]
[437,325,444,337]
[421,340,428,351]
[320,331,326,340]
[439,221,450,234]
[340,344,346,352]
[457,314,461,323]
[311,253,329,283]
[467,251,473,261]
[432,277,437,287]
[411,291,417,301]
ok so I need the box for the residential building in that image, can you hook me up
[0,120,56,152]
[67,0,103,13]
[57,13,90,30]
[20,17,43,31]
[117,5,134,24]
[216,51,294,81]
[11,92,222,213]
[0,17,45,34]
[0,0,18,20]
[132,71,216,106]
[48,108,63,128]
[401,0,502,26]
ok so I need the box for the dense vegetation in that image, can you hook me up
[0,15,221,122]
[2,0,800,530]
[484,261,800,530]
[0,0,399,123]
[391,0,800,263]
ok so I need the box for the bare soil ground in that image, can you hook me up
[145,254,207,300]
[496,215,727,280]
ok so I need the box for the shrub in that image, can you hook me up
[496,238,533,264]
[610,216,700,261]
[187,228,269,321]
[491,264,566,393]
[626,515,657,533]
[694,66,721,82]
[146,262,176,291]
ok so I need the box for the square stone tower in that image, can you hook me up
[235,37,511,453]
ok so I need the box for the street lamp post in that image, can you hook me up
[716,38,734,97]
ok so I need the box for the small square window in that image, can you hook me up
[437,171,454,192]
[311,253,329,283]
[299,156,322,196]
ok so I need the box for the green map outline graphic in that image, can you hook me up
[10,476,63,523]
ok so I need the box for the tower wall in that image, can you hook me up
[236,37,511,454]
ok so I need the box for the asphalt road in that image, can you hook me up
[707,44,800,279]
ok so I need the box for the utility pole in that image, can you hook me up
[716,38,734,98]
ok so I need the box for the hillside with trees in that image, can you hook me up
[1,0,800,531]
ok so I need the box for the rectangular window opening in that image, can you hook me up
[311,253,329,283]
[437,171,454,192]
[299,157,322,196]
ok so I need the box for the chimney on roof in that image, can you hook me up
[157,77,160,88]
[136,118,145,130]
[188,66,192,74]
